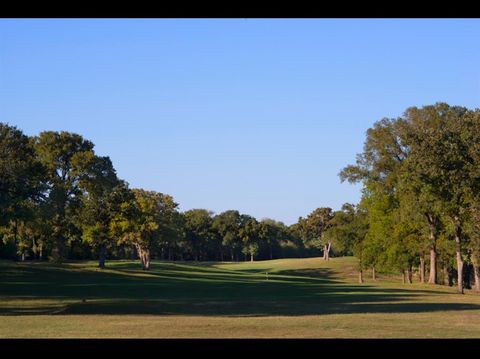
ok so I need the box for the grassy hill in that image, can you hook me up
[1,257,480,337]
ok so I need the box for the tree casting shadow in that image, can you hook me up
[1,261,479,317]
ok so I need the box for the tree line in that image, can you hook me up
[3,101,480,295]
[339,102,480,293]
[0,123,354,269]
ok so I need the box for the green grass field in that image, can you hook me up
[1,256,480,338]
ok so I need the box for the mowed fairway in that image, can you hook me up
[1,257,480,338]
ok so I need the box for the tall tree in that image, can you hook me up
[212,210,242,261]
[33,131,98,262]
[239,214,260,262]
[78,156,121,268]
[0,123,44,256]
[404,104,474,293]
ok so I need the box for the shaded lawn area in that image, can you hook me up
[1,257,479,317]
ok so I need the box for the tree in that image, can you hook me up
[212,210,242,261]
[258,218,285,260]
[239,214,260,262]
[1,123,45,259]
[0,123,44,224]
[33,131,99,262]
[404,104,475,293]
[183,209,214,261]
[78,156,122,268]
[111,188,179,270]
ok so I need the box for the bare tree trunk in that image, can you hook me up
[144,250,151,270]
[359,270,363,283]
[472,256,480,292]
[39,246,43,261]
[419,256,425,283]
[135,244,151,270]
[426,215,437,284]
[21,250,25,262]
[407,267,413,284]
[98,244,106,269]
[250,253,254,262]
[454,221,464,294]
[402,271,406,284]
[372,267,376,281]
[323,242,332,261]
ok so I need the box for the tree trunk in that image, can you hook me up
[250,253,254,262]
[21,250,25,262]
[39,246,43,261]
[269,244,273,260]
[144,250,151,270]
[443,264,449,286]
[426,215,437,284]
[98,244,106,269]
[13,219,18,261]
[135,244,151,270]
[407,267,413,284]
[359,269,363,283]
[372,267,376,281]
[472,256,480,292]
[419,256,425,283]
[454,221,464,294]
[323,242,332,261]
[402,271,406,284]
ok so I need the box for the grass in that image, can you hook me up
[1,256,480,337]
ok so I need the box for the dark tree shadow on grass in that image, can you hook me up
[1,261,479,317]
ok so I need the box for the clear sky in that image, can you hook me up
[1,19,479,224]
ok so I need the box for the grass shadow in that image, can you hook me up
[1,260,479,317]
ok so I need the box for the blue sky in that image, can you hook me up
[1,19,479,224]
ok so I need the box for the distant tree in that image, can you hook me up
[183,209,214,261]
[258,218,286,260]
[239,214,260,262]
[212,210,242,261]
[111,188,179,270]
[302,207,334,260]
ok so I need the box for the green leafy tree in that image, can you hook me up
[404,104,476,293]
[111,188,179,270]
[33,131,99,262]
[239,214,260,262]
[183,209,215,261]
[78,156,123,268]
[212,210,242,261]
